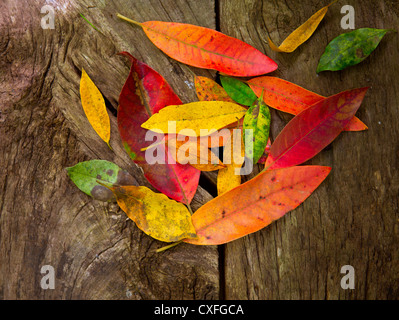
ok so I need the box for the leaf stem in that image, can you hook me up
[79,13,101,33]
[117,13,143,28]
[107,141,113,151]
[156,240,183,253]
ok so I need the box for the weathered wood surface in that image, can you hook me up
[220,0,399,299]
[0,0,398,300]
[0,0,218,300]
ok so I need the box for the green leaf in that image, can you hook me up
[66,160,136,201]
[220,76,258,106]
[243,93,271,164]
[317,28,391,72]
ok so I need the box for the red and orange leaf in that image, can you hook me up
[117,52,200,204]
[118,15,278,77]
[184,166,331,245]
[248,76,367,132]
[141,21,278,76]
[195,76,235,103]
[265,87,369,170]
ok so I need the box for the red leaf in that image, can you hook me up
[117,52,200,203]
[248,76,368,131]
[265,87,369,170]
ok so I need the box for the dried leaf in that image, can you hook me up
[118,52,200,204]
[185,166,331,245]
[220,76,258,106]
[118,15,278,77]
[80,68,111,147]
[268,1,337,53]
[141,101,247,136]
[66,160,136,202]
[317,28,391,72]
[265,87,369,170]
[109,185,197,242]
[248,76,368,132]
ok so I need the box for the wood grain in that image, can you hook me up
[0,0,217,299]
[220,0,399,299]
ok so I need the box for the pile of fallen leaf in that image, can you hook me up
[67,1,393,252]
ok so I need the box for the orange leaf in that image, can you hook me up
[184,166,331,245]
[118,15,278,77]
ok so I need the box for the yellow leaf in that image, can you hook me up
[141,101,247,136]
[80,68,111,147]
[109,185,197,242]
[217,130,245,195]
[267,0,337,53]
[167,137,225,172]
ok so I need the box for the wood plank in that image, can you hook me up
[220,0,399,299]
[0,0,218,299]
